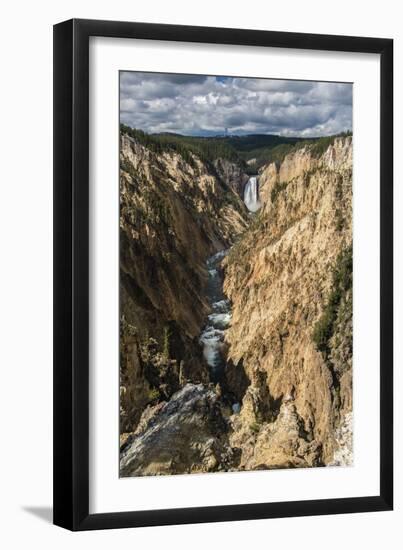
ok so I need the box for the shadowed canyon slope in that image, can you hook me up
[119,130,353,474]
[120,132,248,433]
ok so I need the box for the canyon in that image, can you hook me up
[119,129,353,476]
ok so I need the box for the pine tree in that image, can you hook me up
[162,326,170,362]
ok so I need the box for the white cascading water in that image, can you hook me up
[199,250,231,380]
[244,176,261,212]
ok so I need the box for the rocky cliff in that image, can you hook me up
[223,136,353,468]
[120,383,237,476]
[120,133,248,433]
[213,157,250,197]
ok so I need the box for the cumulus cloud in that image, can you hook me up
[120,72,352,137]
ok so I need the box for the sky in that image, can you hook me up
[120,72,352,137]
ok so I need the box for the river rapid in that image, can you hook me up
[199,250,231,384]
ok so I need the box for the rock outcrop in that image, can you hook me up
[120,384,237,476]
[213,157,249,197]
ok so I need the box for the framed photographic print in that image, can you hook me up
[53,19,393,530]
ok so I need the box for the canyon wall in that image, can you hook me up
[223,136,353,467]
[213,157,250,197]
[120,133,248,433]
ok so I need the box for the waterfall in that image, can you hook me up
[244,176,261,212]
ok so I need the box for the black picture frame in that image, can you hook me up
[53,18,393,531]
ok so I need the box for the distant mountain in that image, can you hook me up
[223,134,304,150]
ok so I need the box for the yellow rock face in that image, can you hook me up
[223,137,353,467]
